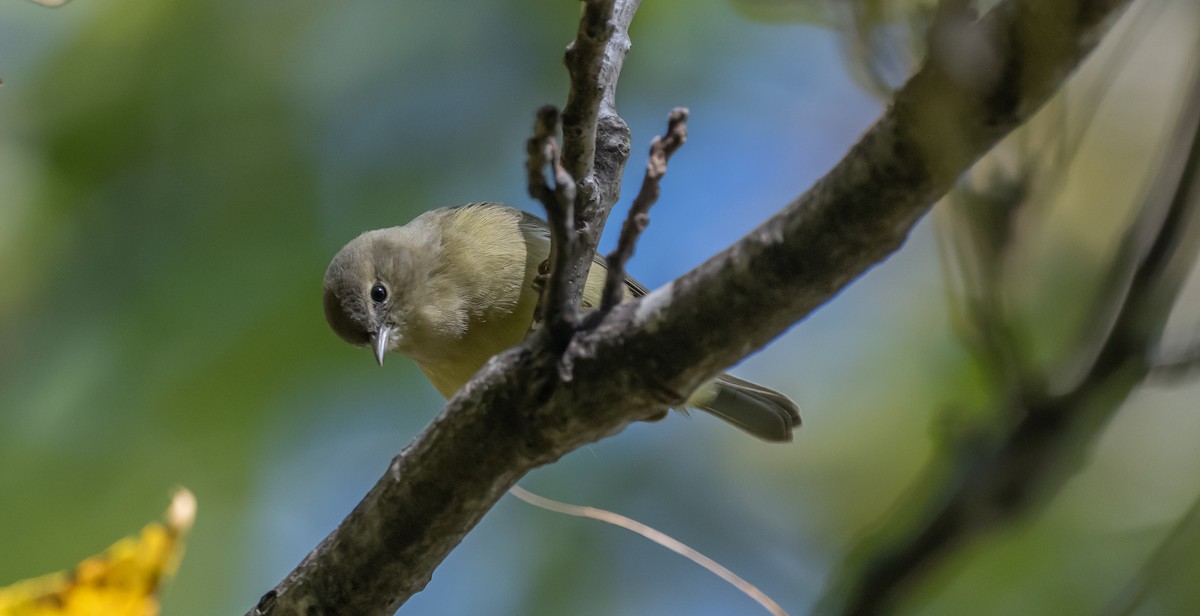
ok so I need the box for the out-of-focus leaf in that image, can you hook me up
[731,0,939,98]
[0,489,195,616]
[729,0,832,25]
[729,0,936,26]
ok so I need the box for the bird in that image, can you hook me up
[322,202,800,442]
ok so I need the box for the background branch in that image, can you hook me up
[1150,344,1200,382]
[248,0,1132,614]
[1103,492,1200,616]
[815,25,1200,616]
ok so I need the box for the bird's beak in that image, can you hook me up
[372,326,391,366]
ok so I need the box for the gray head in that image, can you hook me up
[322,227,436,365]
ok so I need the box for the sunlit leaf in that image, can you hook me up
[0,489,195,616]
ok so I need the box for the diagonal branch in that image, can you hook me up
[248,0,1132,614]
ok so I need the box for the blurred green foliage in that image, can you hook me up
[2,1,1199,615]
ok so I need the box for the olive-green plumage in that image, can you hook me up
[323,202,800,441]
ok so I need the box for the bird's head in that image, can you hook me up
[322,228,436,366]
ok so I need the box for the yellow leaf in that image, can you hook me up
[0,489,196,616]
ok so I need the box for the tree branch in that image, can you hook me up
[557,0,637,315]
[248,0,1131,614]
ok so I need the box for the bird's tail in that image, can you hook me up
[690,374,801,442]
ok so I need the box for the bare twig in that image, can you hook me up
[526,105,580,341]
[510,486,787,616]
[249,1,1131,614]
[601,107,689,311]
[526,106,576,218]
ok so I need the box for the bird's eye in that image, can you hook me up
[370,283,388,303]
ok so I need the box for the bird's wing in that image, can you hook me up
[515,208,650,301]
[590,251,650,298]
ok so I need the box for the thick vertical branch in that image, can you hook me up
[529,0,639,352]
[560,0,615,183]
[561,0,640,196]
[554,0,638,315]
